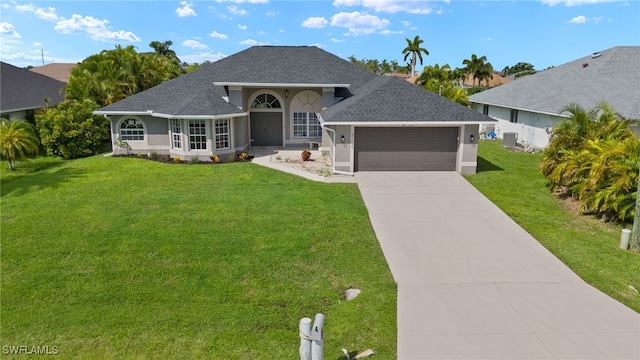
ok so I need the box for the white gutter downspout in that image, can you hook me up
[322,126,354,176]
[104,114,114,156]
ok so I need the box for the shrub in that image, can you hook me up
[149,152,159,161]
[189,157,199,164]
[301,150,311,161]
[239,152,249,161]
[35,99,109,159]
[173,156,181,164]
[209,154,221,163]
[226,154,236,163]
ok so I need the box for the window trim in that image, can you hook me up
[170,119,182,150]
[119,117,145,142]
[214,119,230,150]
[510,109,519,123]
[188,119,208,151]
[292,112,321,138]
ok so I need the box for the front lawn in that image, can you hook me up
[466,140,640,313]
[1,156,396,359]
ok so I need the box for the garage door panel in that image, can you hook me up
[355,127,458,171]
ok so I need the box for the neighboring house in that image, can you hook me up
[30,63,76,83]
[461,72,511,88]
[0,62,66,121]
[469,46,640,149]
[95,46,494,174]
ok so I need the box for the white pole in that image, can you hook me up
[311,313,325,360]
[299,317,312,360]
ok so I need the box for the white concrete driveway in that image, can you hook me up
[356,172,640,359]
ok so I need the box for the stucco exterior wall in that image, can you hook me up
[474,104,560,149]
[458,124,479,175]
[333,125,352,172]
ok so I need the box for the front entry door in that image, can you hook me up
[251,112,282,146]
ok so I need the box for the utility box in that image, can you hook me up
[503,132,517,148]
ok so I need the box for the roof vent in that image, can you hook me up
[591,52,602,59]
[582,63,589,68]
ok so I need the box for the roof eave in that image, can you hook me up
[151,112,247,120]
[470,100,571,118]
[320,120,496,126]
[214,82,351,88]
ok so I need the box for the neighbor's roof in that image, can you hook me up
[319,76,495,125]
[1,62,66,113]
[469,46,640,119]
[30,63,76,83]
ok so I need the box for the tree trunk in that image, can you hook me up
[7,158,14,171]
[630,168,640,251]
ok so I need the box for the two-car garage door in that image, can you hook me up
[355,127,459,171]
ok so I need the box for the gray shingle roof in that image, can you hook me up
[320,76,495,124]
[96,62,244,117]
[469,46,640,120]
[1,62,66,113]
[97,46,378,117]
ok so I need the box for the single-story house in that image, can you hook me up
[469,46,640,149]
[0,62,66,121]
[95,46,495,174]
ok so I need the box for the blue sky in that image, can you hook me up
[1,0,638,71]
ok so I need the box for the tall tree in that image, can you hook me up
[462,54,488,87]
[402,35,429,77]
[149,40,179,61]
[64,45,182,107]
[0,119,40,170]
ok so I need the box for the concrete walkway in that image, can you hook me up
[356,172,640,359]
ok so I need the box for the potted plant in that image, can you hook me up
[301,150,311,161]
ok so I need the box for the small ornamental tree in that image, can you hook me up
[36,99,109,159]
[0,119,40,170]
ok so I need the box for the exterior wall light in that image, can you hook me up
[341,135,345,144]
[470,134,475,143]
[284,89,289,99]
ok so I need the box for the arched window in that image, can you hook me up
[291,90,322,138]
[251,93,281,108]
[120,118,145,141]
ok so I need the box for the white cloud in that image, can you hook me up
[401,20,411,27]
[176,1,197,17]
[301,17,329,29]
[309,42,326,49]
[14,3,61,21]
[1,3,9,9]
[334,0,434,14]
[330,11,390,36]
[180,51,227,64]
[227,5,247,15]
[209,30,229,40]
[541,0,617,6]
[55,14,141,42]
[183,39,207,49]
[239,38,268,45]
[257,30,267,35]
[331,38,346,42]
[483,37,493,41]
[279,29,285,33]
[380,29,404,35]
[238,24,248,30]
[265,11,278,17]
[568,15,587,23]
[33,41,42,47]
[592,16,603,23]
[333,0,361,6]
[0,22,21,42]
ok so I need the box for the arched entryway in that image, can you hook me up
[249,91,283,146]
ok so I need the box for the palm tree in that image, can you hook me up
[149,40,179,61]
[0,119,40,170]
[416,63,451,87]
[462,54,488,86]
[477,62,494,87]
[402,35,429,77]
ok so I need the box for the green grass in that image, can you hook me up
[466,140,640,313]
[1,156,396,359]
